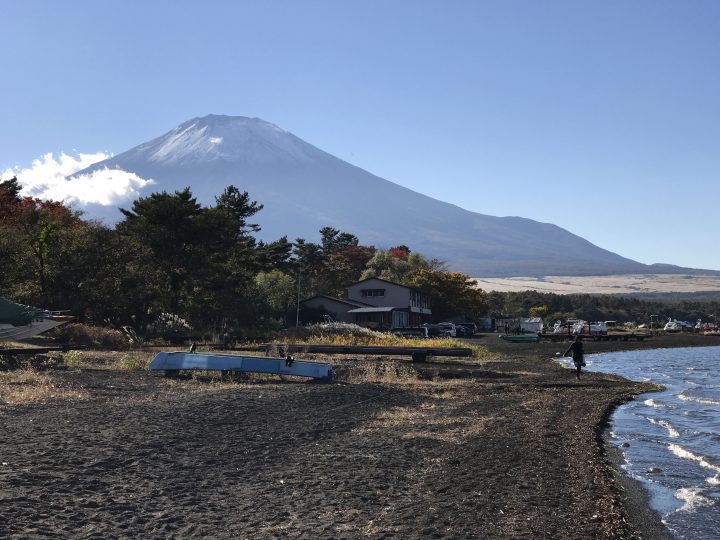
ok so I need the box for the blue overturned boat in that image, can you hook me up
[148,351,333,381]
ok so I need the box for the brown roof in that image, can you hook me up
[300,295,371,308]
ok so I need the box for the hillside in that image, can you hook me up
[74,115,675,277]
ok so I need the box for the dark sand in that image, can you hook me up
[1,333,716,538]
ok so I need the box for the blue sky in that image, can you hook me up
[2,1,719,270]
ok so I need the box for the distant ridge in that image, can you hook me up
[73,115,715,277]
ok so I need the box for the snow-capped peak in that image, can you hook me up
[131,115,320,166]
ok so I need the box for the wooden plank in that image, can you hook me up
[261,343,473,357]
[0,345,85,356]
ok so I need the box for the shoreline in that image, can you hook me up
[603,431,671,540]
[0,333,716,537]
[482,333,717,539]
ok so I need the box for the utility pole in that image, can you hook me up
[650,314,658,334]
[295,270,301,328]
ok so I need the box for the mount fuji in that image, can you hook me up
[74,114,658,277]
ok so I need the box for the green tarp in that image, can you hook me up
[0,297,41,326]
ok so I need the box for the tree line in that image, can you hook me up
[486,290,720,325]
[4,176,713,339]
[0,178,487,339]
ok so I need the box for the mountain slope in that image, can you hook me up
[75,115,654,277]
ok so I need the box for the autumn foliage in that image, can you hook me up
[1,177,488,336]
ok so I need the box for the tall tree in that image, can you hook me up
[406,269,488,321]
[117,188,205,315]
[323,245,376,296]
[0,178,83,306]
[319,227,359,256]
[361,249,436,284]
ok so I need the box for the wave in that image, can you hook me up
[649,418,680,438]
[668,444,720,486]
[675,487,714,512]
[677,394,720,406]
[644,398,669,408]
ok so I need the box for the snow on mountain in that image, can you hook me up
[131,116,321,166]
[72,114,656,277]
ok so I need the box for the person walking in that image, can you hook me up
[564,335,586,380]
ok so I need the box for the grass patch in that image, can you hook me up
[338,361,420,384]
[288,322,490,358]
[0,370,89,406]
[352,380,490,443]
[63,350,86,369]
[117,352,153,371]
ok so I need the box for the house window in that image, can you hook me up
[411,290,429,308]
[361,289,385,297]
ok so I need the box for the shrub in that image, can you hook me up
[121,326,145,346]
[63,350,85,369]
[302,322,387,340]
[118,352,152,371]
[147,313,192,344]
[52,324,129,350]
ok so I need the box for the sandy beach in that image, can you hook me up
[1,333,716,538]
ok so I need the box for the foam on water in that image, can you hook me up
[677,393,720,406]
[675,487,714,512]
[644,398,667,408]
[668,444,720,480]
[649,418,680,438]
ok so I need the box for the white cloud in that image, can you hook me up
[2,152,155,206]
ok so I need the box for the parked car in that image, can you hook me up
[437,322,457,337]
[421,323,447,338]
[454,325,469,337]
[391,327,429,338]
[456,322,477,336]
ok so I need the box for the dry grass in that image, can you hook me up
[288,334,491,359]
[51,323,130,350]
[353,381,490,443]
[0,370,89,406]
[117,351,154,371]
[338,360,420,384]
[58,350,155,371]
[63,350,86,369]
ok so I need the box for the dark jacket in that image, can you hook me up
[565,340,584,364]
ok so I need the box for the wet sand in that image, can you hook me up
[0,333,715,538]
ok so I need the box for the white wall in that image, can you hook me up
[347,279,410,308]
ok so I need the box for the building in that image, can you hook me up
[300,278,432,329]
[300,295,369,324]
[493,316,544,333]
[519,317,544,333]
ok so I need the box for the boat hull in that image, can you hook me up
[500,334,540,343]
[148,352,333,380]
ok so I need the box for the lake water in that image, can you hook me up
[559,346,720,539]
